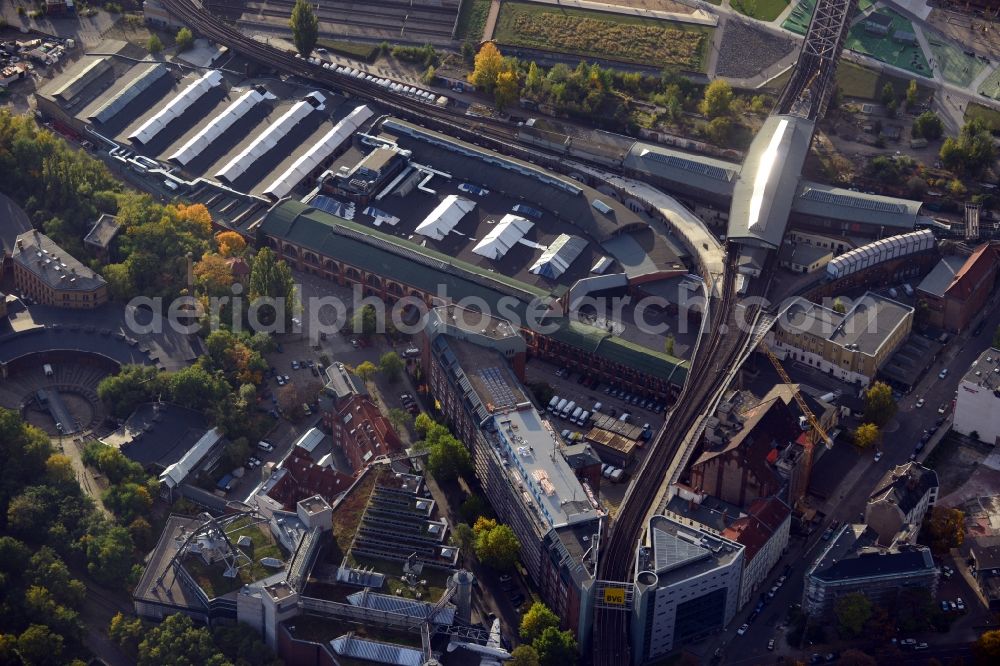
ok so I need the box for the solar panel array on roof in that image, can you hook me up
[88,63,168,125]
[169,88,266,166]
[480,367,517,410]
[263,105,374,199]
[310,194,354,219]
[640,148,735,182]
[129,70,224,145]
[215,96,318,183]
[801,188,906,214]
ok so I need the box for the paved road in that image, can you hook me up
[707,296,1000,663]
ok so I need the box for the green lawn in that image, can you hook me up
[455,0,491,41]
[494,2,714,72]
[782,0,816,35]
[844,9,931,77]
[183,517,286,598]
[316,39,378,62]
[835,60,920,100]
[351,555,450,602]
[731,0,789,22]
[966,102,1000,132]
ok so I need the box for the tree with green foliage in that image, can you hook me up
[460,494,490,523]
[832,299,847,314]
[211,623,282,666]
[906,79,918,108]
[96,365,166,419]
[863,381,897,427]
[473,517,520,570]
[705,116,731,145]
[0,409,53,507]
[913,111,943,140]
[510,644,541,666]
[83,523,135,588]
[386,407,410,434]
[379,351,404,382]
[835,592,873,638]
[289,0,319,58]
[520,602,560,644]
[355,361,377,384]
[426,432,473,482]
[940,119,997,174]
[138,613,230,666]
[175,27,194,52]
[248,246,296,329]
[414,412,435,435]
[110,612,145,654]
[453,522,475,549]
[700,80,734,119]
[422,65,437,85]
[17,624,64,666]
[924,506,965,554]
[880,83,896,108]
[147,34,163,55]
[525,61,542,94]
[533,626,578,666]
[352,304,378,336]
[854,423,881,450]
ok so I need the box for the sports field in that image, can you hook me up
[782,0,815,35]
[926,30,986,87]
[977,66,1000,101]
[494,2,713,71]
[844,9,930,77]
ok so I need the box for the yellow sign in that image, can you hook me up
[603,587,626,605]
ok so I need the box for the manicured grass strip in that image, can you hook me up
[966,102,1000,133]
[732,0,790,22]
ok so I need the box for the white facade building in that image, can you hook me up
[954,347,1000,445]
[631,515,744,663]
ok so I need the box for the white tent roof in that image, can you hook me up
[472,214,533,260]
[158,427,223,488]
[215,97,316,183]
[169,88,266,166]
[530,233,587,279]
[414,194,475,240]
[129,69,223,145]
[262,105,373,199]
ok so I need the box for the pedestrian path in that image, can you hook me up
[483,0,501,42]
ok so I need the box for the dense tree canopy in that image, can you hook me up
[379,351,404,382]
[924,506,965,554]
[137,613,231,666]
[520,602,560,644]
[940,119,997,175]
[248,247,296,329]
[473,517,521,570]
[700,80,734,119]
[835,593,873,638]
[913,111,943,140]
[854,423,880,449]
[863,382,897,427]
[0,111,121,256]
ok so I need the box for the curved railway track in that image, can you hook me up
[160,0,517,146]
[593,245,767,665]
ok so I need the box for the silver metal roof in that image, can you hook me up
[792,180,922,229]
[727,115,816,249]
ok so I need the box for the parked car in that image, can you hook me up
[938,402,948,414]
[874,450,883,462]
[939,368,949,379]
[767,639,775,651]
[915,397,925,408]
[257,440,275,452]
[737,623,749,636]
[957,597,965,611]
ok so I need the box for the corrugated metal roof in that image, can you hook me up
[346,590,456,624]
[329,635,424,666]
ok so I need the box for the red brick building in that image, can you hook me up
[324,395,403,473]
[264,449,354,509]
[917,243,999,333]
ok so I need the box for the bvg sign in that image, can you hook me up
[603,587,626,606]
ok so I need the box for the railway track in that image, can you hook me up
[593,245,767,665]
[160,0,517,146]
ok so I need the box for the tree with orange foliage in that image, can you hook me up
[469,42,504,92]
[215,231,247,258]
[173,203,213,236]
[193,253,233,297]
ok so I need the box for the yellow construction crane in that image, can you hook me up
[759,342,832,449]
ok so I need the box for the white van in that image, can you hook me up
[576,410,590,426]
[548,396,560,412]
[43,364,54,377]
[570,406,583,423]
